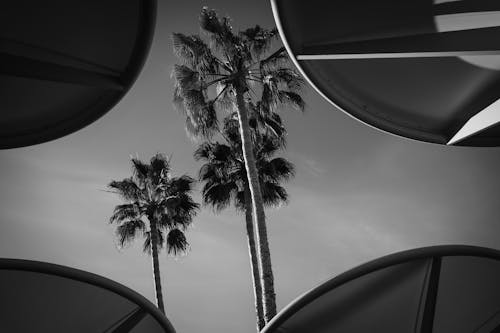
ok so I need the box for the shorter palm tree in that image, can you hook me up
[194,117,294,330]
[108,154,199,314]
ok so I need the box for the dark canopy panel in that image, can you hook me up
[272,0,500,146]
[0,259,175,333]
[434,256,500,332]
[262,245,500,333]
[0,0,156,149]
[278,260,430,333]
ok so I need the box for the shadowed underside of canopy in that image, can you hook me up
[0,0,156,149]
[262,245,500,333]
[271,0,500,146]
[0,259,176,333]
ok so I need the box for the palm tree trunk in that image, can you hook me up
[150,220,166,314]
[244,183,265,331]
[235,86,277,323]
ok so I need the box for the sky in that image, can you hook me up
[2,1,500,332]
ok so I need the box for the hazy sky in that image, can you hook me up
[2,1,500,332]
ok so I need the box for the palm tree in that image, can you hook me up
[194,117,294,330]
[172,7,304,322]
[107,154,199,314]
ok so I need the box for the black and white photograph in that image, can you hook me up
[1,1,500,332]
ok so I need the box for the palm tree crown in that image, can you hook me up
[108,154,199,313]
[172,7,304,139]
[195,117,294,212]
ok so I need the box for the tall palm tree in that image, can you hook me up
[172,7,304,322]
[194,117,294,330]
[107,154,199,314]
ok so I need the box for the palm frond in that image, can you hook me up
[214,83,235,112]
[131,158,150,187]
[169,175,197,194]
[199,101,219,138]
[201,142,233,163]
[251,102,287,141]
[172,33,219,73]
[261,182,288,207]
[172,33,205,63]
[195,142,237,168]
[160,186,199,229]
[213,143,233,162]
[202,181,237,211]
[176,193,201,214]
[240,26,279,60]
[260,46,291,75]
[172,65,202,90]
[108,178,143,202]
[110,203,142,224]
[200,7,226,35]
[185,117,202,142]
[149,153,171,187]
[169,211,196,231]
[256,134,281,157]
[268,68,305,92]
[277,90,305,112]
[223,116,241,144]
[173,86,187,114]
[198,152,236,185]
[263,115,286,142]
[260,157,295,182]
[157,214,175,230]
[199,7,235,45]
[180,89,205,114]
[198,163,223,183]
[166,229,189,255]
[170,212,198,231]
[177,89,219,139]
[156,192,199,230]
[181,89,206,131]
[261,81,278,111]
[193,142,214,161]
[234,189,246,211]
[116,219,146,248]
[160,196,181,212]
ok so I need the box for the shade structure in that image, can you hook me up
[0,258,176,333]
[262,245,500,333]
[0,0,156,149]
[271,0,500,146]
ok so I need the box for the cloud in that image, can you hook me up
[302,158,327,176]
[286,151,328,177]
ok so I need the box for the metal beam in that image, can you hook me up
[103,307,148,333]
[0,53,124,90]
[434,0,500,15]
[419,257,442,333]
[298,50,500,60]
[0,37,120,76]
[298,27,500,60]
[474,309,500,332]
